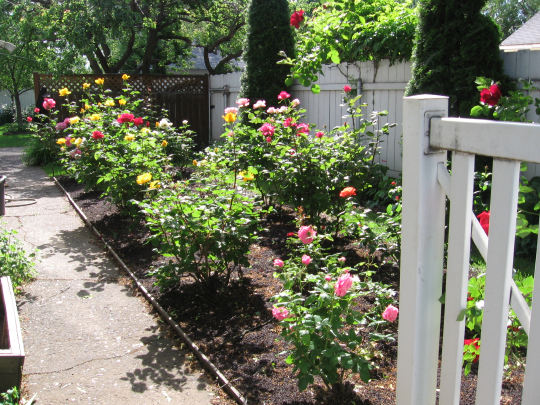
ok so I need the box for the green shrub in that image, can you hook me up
[0,227,36,289]
[406,0,507,116]
[240,0,295,105]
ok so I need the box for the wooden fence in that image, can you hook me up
[33,73,210,147]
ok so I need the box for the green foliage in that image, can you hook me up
[463,273,532,374]
[406,1,507,116]
[240,0,295,104]
[216,91,394,232]
[272,232,397,390]
[0,226,36,290]
[0,387,19,405]
[282,0,417,90]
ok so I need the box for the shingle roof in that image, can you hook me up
[500,12,540,51]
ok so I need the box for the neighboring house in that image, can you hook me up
[500,11,540,52]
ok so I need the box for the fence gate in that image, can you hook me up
[397,95,540,405]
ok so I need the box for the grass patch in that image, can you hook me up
[42,162,66,177]
[0,123,32,148]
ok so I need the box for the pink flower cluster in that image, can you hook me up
[117,113,144,126]
[297,225,316,244]
[42,98,56,110]
[334,272,353,297]
[259,122,275,143]
[92,130,104,140]
[290,10,305,29]
[278,91,291,101]
[272,306,290,321]
[236,98,250,107]
[382,304,399,322]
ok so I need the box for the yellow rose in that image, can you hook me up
[124,134,135,141]
[104,99,115,107]
[161,140,168,147]
[121,74,130,81]
[136,172,152,185]
[80,108,85,113]
[69,116,80,125]
[192,159,198,166]
[148,180,160,190]
[90,114,101,121]
[59,87,71,97]
[74,137,83,146]
[84,104,90,110]
[95,78,104,85]
[56,138,66,145]
[140,127,150,134]
[118,98,127,106]
[82,82,91,89]
[222,112,237,123]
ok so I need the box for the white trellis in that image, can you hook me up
[396,95,540,405]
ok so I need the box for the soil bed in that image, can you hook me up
[57,177,523,404]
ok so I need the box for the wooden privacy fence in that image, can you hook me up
[33,73,210,147]
[397,95,540,404]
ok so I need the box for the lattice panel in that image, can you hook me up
[35,74,208,98]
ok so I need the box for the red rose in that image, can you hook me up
[343,85,352,93]
[290,10,304,29]
[26,116,32,122]
[117,113,134,124]
[133,117,144,126]
[464,338,480,362]
[92,130,104,140]
[480,84,501,106]
[477,211,490,235]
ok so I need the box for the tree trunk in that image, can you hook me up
[13,91,22,130]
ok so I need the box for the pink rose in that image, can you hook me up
[283,117,295,128]
[133,117,144,126]
[290,10,305,29]
[236,98,250,107]
[298,225,316,244]
[291,98,300,107]
[224,106,239,115]
[278,91,291,100]
[324,275,332,281]
[273,258,284,268]
[477,211,490,235]
[343,85,352,93]
[253,100,266,109]
[266,106,278,114]
[315,131,324,138]
[296,123,309,135]
[26,116,32,122]
[272,306,290,321]
[301,254,312,266]
[266,136,272,143]
[338,257,346,263]
[382,304,399,322]
[34,107,40,113]
[55,122,67,131]
[42,98,56,110]
[334,272,353,297]
[259,122,275,137]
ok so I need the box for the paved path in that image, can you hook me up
[0,148,215,404]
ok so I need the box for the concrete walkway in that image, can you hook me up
[0,148,215,404]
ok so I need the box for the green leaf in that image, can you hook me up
[311,84,321,94]
[456,308,467,322]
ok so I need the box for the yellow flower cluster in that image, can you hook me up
[95,78,104,85]
[239,171,255,181]
[122,74,130,81]
[136,172,152,185]
[69,116,80,125]
[124,134,135,141]
[90,114,101,121]
[118,98,127,106]
[161,140,168,147]
[59,88,71,97]
[223,112,237,123]
[148,180,160,190]
[82,82,91,89]
[56,138,66,145]
[104,99,115,107]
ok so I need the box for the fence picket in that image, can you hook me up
[475,158,521,405]
[522,236,540,403]
[439,152,475,405]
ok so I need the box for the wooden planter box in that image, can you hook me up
[0,277,24,392]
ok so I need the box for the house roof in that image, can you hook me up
[500,12,540,51]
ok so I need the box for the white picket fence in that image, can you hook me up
[397,94,540,404]
[209,61,410,175]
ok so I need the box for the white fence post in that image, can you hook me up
[396,95,448,405]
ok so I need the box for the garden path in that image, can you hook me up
[0,147,216,404]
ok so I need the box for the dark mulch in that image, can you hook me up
[57,177,524,405]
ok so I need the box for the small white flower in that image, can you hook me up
[159,118,172,129]
[182,120,188,125]
[475,300,485,310]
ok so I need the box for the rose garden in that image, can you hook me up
[1,1,539,404]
